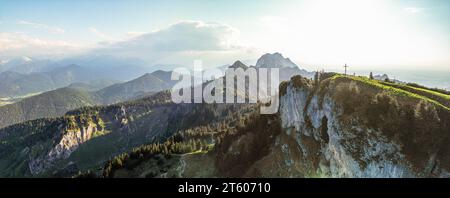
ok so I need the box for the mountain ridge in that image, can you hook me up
[0,70,178,129]
[85,73,450,178]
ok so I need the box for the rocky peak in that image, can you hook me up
[256,52,298,68]
[228,60,248,69]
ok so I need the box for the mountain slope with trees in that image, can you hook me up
[86,73,450,178]
[0,87,256,177]
[0,70,179,129]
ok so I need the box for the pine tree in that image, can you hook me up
[369,72,374,80]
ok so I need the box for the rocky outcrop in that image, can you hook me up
[279,79,409,177]
[204,75,449,178]
[276,75,450,178]
[48,124,98,160]
[29,116,104,175]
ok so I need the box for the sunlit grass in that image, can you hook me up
[380,81,450,100]
[332,74,450,111]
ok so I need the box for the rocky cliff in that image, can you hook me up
[177,74,450,178]
[0,90,252,177]
[267,75,448,177]
[28,114,105,175]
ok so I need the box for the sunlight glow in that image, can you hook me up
[252,0,448,70]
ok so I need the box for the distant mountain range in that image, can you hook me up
[0,52,314,129]
[0,55,149,74]
[0,70,178,129]
[67,79,122,92]
[0,55,163,97]
[96,71,178,104]
[0,52,313,98]
[227,52,314,81]
[0,56,55,74]
[0,64,154,98]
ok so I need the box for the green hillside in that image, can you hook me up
[0,87,101,129]
[0,88,255,177]
[97,71,177,104]
[0,71,178,129]
[331,74,450,110]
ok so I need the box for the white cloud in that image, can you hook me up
[88,27,114,41]
[1,20,258,66]
[91,20,257,66]
[0,32,86,57]
[404,7,424,14]
[125,31,146,38]
[122,20,241,51]
[17,20,65,34]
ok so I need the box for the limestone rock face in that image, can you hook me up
[279,81,410,177]
[48,125,97,160]
[275,76,450,178]
[29,120,102,175]
[203,75,449,178]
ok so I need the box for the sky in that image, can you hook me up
[0,0,449,72]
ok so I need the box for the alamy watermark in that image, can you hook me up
[170,60,280,114]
